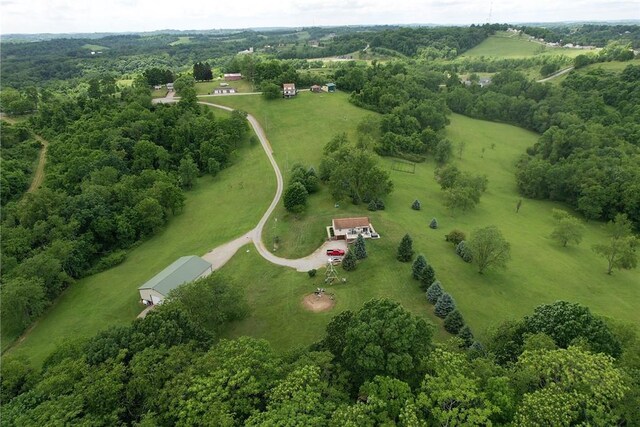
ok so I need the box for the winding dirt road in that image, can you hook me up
[193,100,346,272]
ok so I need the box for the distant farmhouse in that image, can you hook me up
[462,77,492,88]
[224,73,242,81]
[138,256,212,305]
[283,83,297,98]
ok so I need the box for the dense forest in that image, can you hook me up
[2,286,639,425]
[518,24,640,48]
[0,81,249,338]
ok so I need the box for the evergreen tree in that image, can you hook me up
[434,293,455,318]
[426,281,443,304]
[397,234,414,262]
[455,240,473,263]
[412,255,427,280]
[444,310,465,334]
[418,265,436,291]
[354,234,367,260]
[458,325,474,348]
[342,250,357,271]
[411,199,421,210]
[430,218,439,229]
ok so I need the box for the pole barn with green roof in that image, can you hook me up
[138,256,212,305]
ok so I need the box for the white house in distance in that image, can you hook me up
[283,83,296,98]
[138,256,212,305]
[328,217,379,242]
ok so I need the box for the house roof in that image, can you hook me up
[311,84,321,88]
[326,82,336,87]
[224,73,242,77]
[138,256,211,297]
[283,83,296,90]
[333,217,370,230]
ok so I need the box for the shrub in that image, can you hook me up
[444,310,465,334]
[374,199,385,210]
[468,341,486,358]
[458,325,474,348]
[445,229,466,246]
[426,281,443,304]
[455,240,473,263]
[342,250,357,271]
[396,234,414,262]
[434,292,455,318]
[367,200,378,211]
[308,269,317,278]
[411,199,421,210]
[412,255,427,280]
[429,218,438,229]
[283,182,308,213]
[354,234,367,260]
[418,265,436,291]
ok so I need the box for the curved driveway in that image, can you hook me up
[194,100,346,272]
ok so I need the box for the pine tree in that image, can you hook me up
[434,292,455,318]
[444,310,465,334]
[412,255,427,280]
[411,199,421,210]
[342,250,357,271]
[426,281,443,304]
[418,265,436,291]
[397,234,414,262]
[458,325,474,348]
[429,218,439,229]
[354,234,367,260]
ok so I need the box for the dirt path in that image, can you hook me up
[28,134,49,192]
[537,66,574,83]
[1,113,50,193]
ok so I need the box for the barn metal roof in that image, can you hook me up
[138,256,211,297]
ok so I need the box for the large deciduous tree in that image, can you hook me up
[467,226,511,274]
[592,213,638,275]
[514,347,628,426]
[336,299,433,387]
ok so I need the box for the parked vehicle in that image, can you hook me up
[326,249,345,256]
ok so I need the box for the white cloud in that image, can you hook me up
[0,0,637,34]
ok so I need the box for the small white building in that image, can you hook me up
[166,82,174,91]
[212,87,237,94]
[283,83,296,98]
[328,217,379,242]
[138,256,212,305]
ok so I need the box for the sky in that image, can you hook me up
[1,0,638,34]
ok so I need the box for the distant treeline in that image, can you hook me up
[518,24,640,48]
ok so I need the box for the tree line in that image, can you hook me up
[2,293,638,426]
[445,65,640,229]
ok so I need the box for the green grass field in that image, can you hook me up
[169,36,192,46]
[195,79,255,95]
[463,32,595,58]
[3,114,275,366]
[210,93,639,348]
[81,44,109,51]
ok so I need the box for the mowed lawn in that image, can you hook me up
[210,92,639,347]
[208,91,376,256]
[462,32,594,58]
[4,113,276,366]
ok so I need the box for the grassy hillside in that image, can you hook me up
[552,58,640,84]
[462,32,594,58]
[3,113,275,366]
[212,93,640,349]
